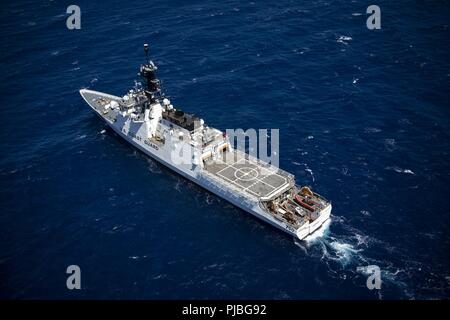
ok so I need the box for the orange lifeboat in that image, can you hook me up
[294,194,315,212]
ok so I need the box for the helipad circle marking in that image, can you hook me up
[234,167,259,181]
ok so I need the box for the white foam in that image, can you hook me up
[339,36,352,41]
[74,134,87,140]
[386,166,415,175]
[305,168,315,182]
[331,241,359,260]
[337,35,352,45]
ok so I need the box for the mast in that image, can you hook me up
[139,43,162,101]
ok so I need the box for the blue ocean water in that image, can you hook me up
[0,0,449,299]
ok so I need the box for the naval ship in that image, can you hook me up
[80,44,331,240]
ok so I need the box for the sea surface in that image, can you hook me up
[0,0,449,299]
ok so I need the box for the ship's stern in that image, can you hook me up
[296,204,332,240]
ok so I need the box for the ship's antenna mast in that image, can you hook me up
[140,43,162,100]
[144,43,149,62]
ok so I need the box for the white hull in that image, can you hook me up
[81,89,331,240]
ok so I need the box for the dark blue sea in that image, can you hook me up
[0,0,449,299]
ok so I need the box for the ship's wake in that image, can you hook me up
[294,214,415,299]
